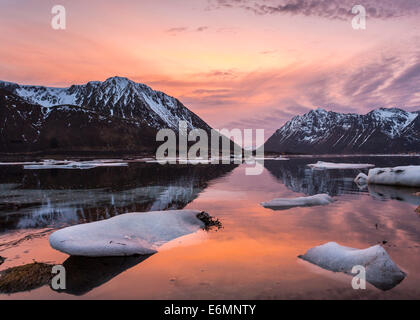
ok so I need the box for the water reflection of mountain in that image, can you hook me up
[0,163,236,231]
[263,159,366,196]
[264,157,420,197]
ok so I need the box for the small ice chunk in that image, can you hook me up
[354,173,368,185]
[272,156,290,161]
[261,194,334,210]
[308,161,374,169]
[299,242,406,291]
[49,210,207,257]
[365,166,420,187]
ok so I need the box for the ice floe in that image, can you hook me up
[0,160,70,167]
[299,242,406,291]
[49,210,210,256]
[24,161,128,170]
[0,160,72,166]
[308,161,375,169]
[359,166,420,187]
[261,194,334,210]
[0,159,130,169]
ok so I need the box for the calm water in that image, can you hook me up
[1,156,420,299]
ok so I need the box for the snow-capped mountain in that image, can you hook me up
[0,76,210,131]
[0,77,214,154]
[264,108,420,154]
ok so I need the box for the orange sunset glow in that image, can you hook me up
[1,0,420,144]
[2,0,420,307]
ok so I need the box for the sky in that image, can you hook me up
[1,0,420,144]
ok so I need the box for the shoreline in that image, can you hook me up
[0,153,418,162]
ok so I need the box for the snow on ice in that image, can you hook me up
[49,210,207,256]
[299,242,406,291]
[261,194,334,210]
[359,166,420,187]
[308,161,374,170]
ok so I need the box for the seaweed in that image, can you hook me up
[196,211,222,231]
[0,262,53,294]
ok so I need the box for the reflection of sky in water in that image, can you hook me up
[1,157,420,299]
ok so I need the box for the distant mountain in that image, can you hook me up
[0,77,215,155]
[263,108,420,154]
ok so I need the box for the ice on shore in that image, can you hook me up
[299,242,406,291]
[308,161,375,169]
[24,161,128,170]
[49,210,207,256]
[360,166,420,187]
[261,194,334,210]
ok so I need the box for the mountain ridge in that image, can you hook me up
[0,77,217,156]
[263,107,420,154]
[2,77,419,156]
[0,76,211,132]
